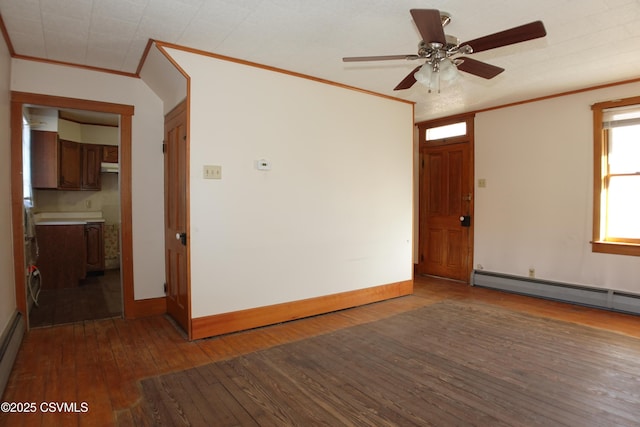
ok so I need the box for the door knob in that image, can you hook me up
[176,232,187,245]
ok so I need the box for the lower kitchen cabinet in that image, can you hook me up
[85,222,105,273]
[36,222,105,288]
[36,225,86,289]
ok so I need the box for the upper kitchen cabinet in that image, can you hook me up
[30,130,102,191]
[102,145,118,163]
[82,144,101,190]
[59,139,82,190]
[31,130,59,189]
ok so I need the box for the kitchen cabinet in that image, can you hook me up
[59,139,82,190]
[36,221,105,288]
[36,224,86,289]
[31,130,59,189]
[30,131,102,191]
[82,144,102,190]
[85,222,105,273]
[102,145,119,163]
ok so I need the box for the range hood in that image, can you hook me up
[100,162,119,173]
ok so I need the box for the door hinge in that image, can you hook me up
[420,254,424,262]
[162,141,167,153]
[163,283,167,293]
[421,158,424,168]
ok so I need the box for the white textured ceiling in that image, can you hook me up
[1,0,640,121]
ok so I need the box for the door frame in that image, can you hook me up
[416,113,475,282]
[10,91,136,324]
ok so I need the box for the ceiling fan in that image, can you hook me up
[343,9,547,92]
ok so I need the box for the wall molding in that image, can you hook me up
[130,297,167,319]
[191,280,414,340]
[152,40,415,106]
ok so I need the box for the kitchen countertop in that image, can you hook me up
[33,211,106,225]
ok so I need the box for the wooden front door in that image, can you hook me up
[418,116,474,282]
[164,101,190,336]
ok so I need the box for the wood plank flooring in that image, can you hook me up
[2,275,640,426]
[136,301,640,426]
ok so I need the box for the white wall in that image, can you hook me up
[0,20,16,336]
[58,118,119,146]
[11,59,166,300]
[165,48,414,318]
[140,44,187,115]
[475,81,640,294]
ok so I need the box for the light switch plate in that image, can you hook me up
[203,165,221,179]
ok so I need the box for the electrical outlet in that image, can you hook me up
[528,268,535,278]
[203,165,222,179]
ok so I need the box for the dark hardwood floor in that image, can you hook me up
[2,275,640,426]
[28,269,122,328]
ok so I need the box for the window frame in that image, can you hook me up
[591,95,640,256]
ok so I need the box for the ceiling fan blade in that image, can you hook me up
[456,57,504,79]
[343,54,418,62]
[410,9,446,44]
[394,66,422,90]
[460,21,546,53]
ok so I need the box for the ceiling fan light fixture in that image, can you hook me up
[439,58,459,82]
[414,63,433,84]
[415,62,441,93]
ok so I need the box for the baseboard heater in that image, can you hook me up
[0,311,24,398]
[471,270,640,316]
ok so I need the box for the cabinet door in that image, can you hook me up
[102,145,119,163]
[59,140,81,189]
[30,131,59,189]
[82,144,102,190]
[85,223,105,272]
[36,225,87,289]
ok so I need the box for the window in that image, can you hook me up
[425,122,467,141]
[592,96,640,256]
[22,115,33,208]
[418,114,473,146]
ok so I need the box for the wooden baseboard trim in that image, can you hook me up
[129,297,167,319]
[190,280,413,340]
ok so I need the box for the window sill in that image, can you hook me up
[591,241,640,257]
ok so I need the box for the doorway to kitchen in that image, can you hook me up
[23,105,122,327]
[10,91,136,329]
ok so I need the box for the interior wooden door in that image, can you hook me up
[164,101,190,336]
[419,141,472,281]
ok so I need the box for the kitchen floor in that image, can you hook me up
[28,268,122,328]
